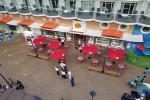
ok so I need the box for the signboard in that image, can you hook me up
[72,20,86,32]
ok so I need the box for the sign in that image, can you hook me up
[72,20,86,32]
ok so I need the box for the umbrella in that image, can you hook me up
[50,49,66,60]
[137,83,150,94]
[82,44,98,55]
[106,48,125,60]
[47,40,61,49]
[33,36,47,45]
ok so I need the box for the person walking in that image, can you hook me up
[16,80,24,90]
[79,45,82,54]
[70,77,75,87]
[55,66,59,75]
[64,66,68,74]
[61,70,66,79]
[78,39,81,47]
[61,38,65,46]
[68,71,72,80]
[60,62,66,70]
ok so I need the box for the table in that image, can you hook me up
[46,49,52,54]
[105,61,112,66]
[77,56,84,61]
[38,48,43,51]
[92,59,99,64]
[118,64,125,69]
[96,51,102,55]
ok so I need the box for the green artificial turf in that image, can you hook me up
[126,50,150,68]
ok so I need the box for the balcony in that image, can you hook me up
[60,6,75,18]
[138,14,150,26]
[76,7,94,20]
[7,3,18,13]
[44,5,59,17]
[95,12,115,22]
[0,5,7,12]
[115,10,138,24]
[17,4,30,15]
[30,5,44,16]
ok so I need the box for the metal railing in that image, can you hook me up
[1,5,150,25]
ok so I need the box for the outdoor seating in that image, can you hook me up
[91,58,100,66]
[104,61,113,69]
[95,50,102,57]
[37,47,44,53]
[76,55,85,63]
[46,49,52,55]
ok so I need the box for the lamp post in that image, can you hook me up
[89,91,96,100]
[101,48,108,73]
[29,37,38,58]
[0,73,13,88]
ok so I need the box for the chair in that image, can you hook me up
[120,69,125,73]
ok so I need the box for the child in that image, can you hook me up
[144,67,149,74]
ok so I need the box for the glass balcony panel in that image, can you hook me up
[138,14,150,26]
[60,9,75,18]
[115,11,138,23]
[7,6,18,13]
[95,12,114,21]
[44,8,59,16]
[18,6,30,14]
[77,10,94,19]
[31,7,44,15]
[0,5,7,12]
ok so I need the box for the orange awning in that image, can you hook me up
[18,20,34,26]
[41,22,58,29]
[102,29,123,38]
[0,17,13,23]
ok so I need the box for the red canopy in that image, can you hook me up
[106,48,125,60]
[50,49,66,60]
[33,36,47,45]
[47,40,61,49]
[82,44,98,54]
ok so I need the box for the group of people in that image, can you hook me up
[9,78,24,90]
[128,67,149,88]
[55,59,75,87]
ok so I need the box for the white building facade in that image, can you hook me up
[0,0,150,49]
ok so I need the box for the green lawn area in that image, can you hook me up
[126,50,150,68]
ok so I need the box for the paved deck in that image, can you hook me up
[0,34,150,100]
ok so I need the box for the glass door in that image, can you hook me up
[146,4,150,15]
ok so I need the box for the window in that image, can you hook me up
[11,0,17,6]
[64,0,76,10]
[81,1,94,11]
[35,0,43,7]
[146,4,150,15]
[100,2,114,12]
[121,3,137,14]
[49,0,58,9]
[23,0,29,6]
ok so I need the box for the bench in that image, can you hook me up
[27,52,49,60]
[104,69,120,76]
[88,66,102,72]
